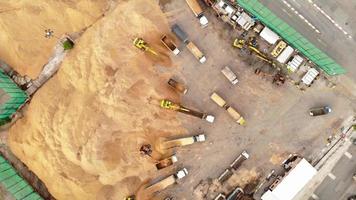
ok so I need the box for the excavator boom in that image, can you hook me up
[160,99,214,122]
[233,38,275,66]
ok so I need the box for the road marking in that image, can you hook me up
[328,173,336,180]
[311,193,319,200]
[344,151,352,159]
[282,9,292,17]
[307,0,352,39]
[281,0,320,34]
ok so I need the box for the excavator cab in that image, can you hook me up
[233,38,245,49]
[160,99,179,110]
[125,195,135,200]
[133,38,158,55]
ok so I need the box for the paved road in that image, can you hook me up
[311,143,356,200]
[259,0,356,81]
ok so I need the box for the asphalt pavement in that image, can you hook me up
[259,0,356,82]
[311,143,356,200]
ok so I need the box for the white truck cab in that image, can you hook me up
[175,168,188,179]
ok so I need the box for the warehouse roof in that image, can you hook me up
[261,159,317,200]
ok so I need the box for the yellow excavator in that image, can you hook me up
[133,37,158,55]
[233,38,275,66]
[160,99,214,123]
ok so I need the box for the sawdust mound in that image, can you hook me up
[8,0,184,199]
[0,0,108,78]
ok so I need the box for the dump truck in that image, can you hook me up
[156,155,178,170]
[309,106,332,116]
[230,150,249,170]
[161,35,180,55]
[171,24,207,63]
[210,92,245,125]
[168,78,188,94]
[171,24,189,43]
[218,168,233,184]
[226,187,243,200]
[221,66,238,85]
[160,99,215,123]
[186,42,207,63]
[145,168,188,193]
[162,134,206,149]
[185,0,209,27]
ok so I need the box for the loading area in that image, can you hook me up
[155,0,356,199]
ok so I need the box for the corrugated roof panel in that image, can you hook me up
[237,0,346,75]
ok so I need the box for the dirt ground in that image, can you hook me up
[157,0,356,199]
[6,0,187,199]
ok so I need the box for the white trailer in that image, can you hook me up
[221,66,239,85]
[287,55,304,72]
[215,0,236,16]
[276,46,294,64]
[301,68,319,85]
[260,27,280,45]
[235,12,255,30]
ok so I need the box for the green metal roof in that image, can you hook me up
[0,68,27,120]
[237,0,346,75]
[0,155,43,200]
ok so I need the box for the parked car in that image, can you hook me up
[309,106,332,116]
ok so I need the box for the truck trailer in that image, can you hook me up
[171,24,207,63]
[161,35,180,55]
[168,78,188,94]
[210,92,245,125]
[162,134,206,149]
[230,150,249,170]
[156,155,178,170]
[145,168,188,194]
[221,66,238,85]
[185,0,209,27]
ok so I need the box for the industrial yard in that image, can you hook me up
[0,0,355,200]
[156,0,356,199]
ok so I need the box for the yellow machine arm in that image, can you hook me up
[160,99,190,112]
[133,38,158,56]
